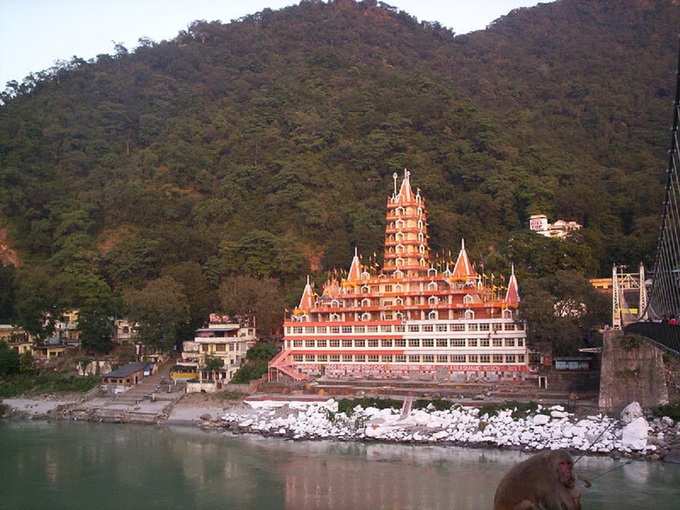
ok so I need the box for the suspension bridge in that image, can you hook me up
[623,42,680,356]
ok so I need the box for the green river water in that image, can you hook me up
[1,421,679,509]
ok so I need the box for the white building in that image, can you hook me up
[529,214,582,239]
[179,315,258,390]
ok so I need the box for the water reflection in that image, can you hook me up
[1,422,678,510]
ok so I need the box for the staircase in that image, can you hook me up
[268,350,310,382]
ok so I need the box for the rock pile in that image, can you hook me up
[215,399,677,459]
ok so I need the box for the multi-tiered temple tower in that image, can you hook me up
[268,170,528,383]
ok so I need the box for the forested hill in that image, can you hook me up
[0,0,679,334]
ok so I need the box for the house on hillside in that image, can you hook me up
[529,214,582,239]
[0,324,33,355]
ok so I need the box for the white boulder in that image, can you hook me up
[620,402,643,425]
[533,414,550,425]
[621,416,649,450]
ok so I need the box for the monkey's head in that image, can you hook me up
[552,451,576,488]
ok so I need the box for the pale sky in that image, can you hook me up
[0,0,547,87]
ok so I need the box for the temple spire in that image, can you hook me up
[297,276,314,312]
[505,264,520,306]
[396,168,414,203]
[347,246,362,282]
[451,238,477,281]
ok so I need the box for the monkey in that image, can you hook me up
[493,450,585,510]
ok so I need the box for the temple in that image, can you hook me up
[269,170,528,383]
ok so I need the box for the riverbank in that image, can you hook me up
[3,393,679,462]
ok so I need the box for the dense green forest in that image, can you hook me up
[0,0,677,352]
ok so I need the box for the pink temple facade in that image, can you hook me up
[269,170,528,383]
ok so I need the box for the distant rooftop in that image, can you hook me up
[105,362,145,378]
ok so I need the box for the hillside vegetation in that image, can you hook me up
[0,0,677,352]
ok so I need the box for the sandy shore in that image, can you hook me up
[1,396,79,418]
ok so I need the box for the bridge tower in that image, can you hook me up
[612,264,621,330]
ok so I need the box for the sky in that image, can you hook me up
[0,0,546,87]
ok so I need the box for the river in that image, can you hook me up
[1,421,678,509]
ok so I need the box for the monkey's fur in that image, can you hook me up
[493,450,582,510]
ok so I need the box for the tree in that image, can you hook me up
[58,272,117,354]
[123,277,190,352]
[161,262,217,333]
[13,267,59,340]
[204,356,223,381]
[0,265,16,323]
[0,342,20,377]
[219,276,285,336]
[520,271,608,355]
[231,342,278,383]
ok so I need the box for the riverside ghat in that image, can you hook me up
[204,398,679,461]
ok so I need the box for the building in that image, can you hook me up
[112,319,138,345]
[102,362,146,387]
[0,324,33,355]
[269,170,528,383]
[529,214,582,239]
[55,310,80,345]
[178,315,258,389]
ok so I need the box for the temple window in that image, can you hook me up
[428,311,438,320]
[409,355,420,363]
[437,339,448,347]
[361,312,371,321]
[468,339,478,347]
[423,354,434,363]
[428,296,438,305]
[422,339,434,347]
[437,355,448,363]
[361,298,370,307]
[506,354,516,363]
[408,339,420,347]
[464,309,475,320]
[480,354,490,363]
[493,339,503,347]
[493,354,504,363]
[330,339,340,347]
[395,354,407,363]
[468,354,478,363]
[436,324,447,332]
[342,326,352,333]
[463,294,474,304]
[394,270,404,278]
[361,285,369,294]
[368,339,379,347]
[354,339,365,347]
[382,355,393,363]
[503,309,513,319]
